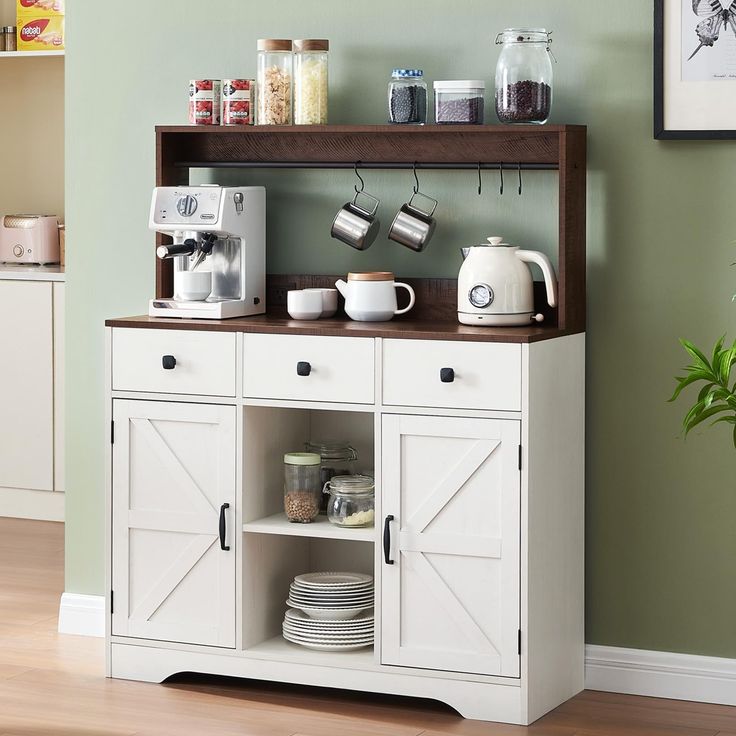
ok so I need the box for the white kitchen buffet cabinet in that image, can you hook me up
[104,321,584,725]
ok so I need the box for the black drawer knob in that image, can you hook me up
[162,355,177,370]
[440,367,455,383]
[296,361,312,377]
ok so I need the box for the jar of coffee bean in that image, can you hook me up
[434,80,485,124]
[388,69,427,125]
[494,28,553,124]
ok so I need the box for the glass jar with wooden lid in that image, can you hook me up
[257,38,293,125]
[294,39,329,125]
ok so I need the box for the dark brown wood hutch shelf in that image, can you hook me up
[153,123,586,336]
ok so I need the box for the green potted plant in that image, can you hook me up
[670,336,736,446]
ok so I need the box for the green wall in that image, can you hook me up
[66,0,736,656]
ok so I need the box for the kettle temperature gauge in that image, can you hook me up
[468,283,494,308]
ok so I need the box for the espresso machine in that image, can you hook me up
[149,185,266,319]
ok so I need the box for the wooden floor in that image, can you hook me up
[1,517,735,736]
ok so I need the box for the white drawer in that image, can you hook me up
[112,328,237,397]
[243,334,374,404]
[382,339,521,411]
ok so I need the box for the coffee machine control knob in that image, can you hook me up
[176,194,198,217]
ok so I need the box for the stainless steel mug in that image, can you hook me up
[388,191,437,252]
[331,191,380,251]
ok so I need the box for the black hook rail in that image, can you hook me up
[174,160,558,171]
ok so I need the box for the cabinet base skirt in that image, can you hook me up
[110,642,527,724]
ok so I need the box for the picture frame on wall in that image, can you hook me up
[654,0,736,139]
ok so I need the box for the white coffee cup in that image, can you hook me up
[304,288,339,318]
[287,289,323,320]
[175,270,212,301]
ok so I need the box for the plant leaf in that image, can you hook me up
[680,338,712,371]
[684,404,732,434]
[669,372,714,402]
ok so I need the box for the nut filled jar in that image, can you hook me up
[324,475,375,528]
[257,38,293,125]
[304,440,358,513]
[294,39,329,124]
[284,452,321,523]
[495,28,553,124]
[388,69,427,124]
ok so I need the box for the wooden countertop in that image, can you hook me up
[105,313,578,343]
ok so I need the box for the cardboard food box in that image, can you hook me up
[16,0,64,18]
[16,14,64,51]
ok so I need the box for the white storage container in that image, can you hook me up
[433,80,485,124]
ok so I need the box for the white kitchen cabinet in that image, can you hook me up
[105,326,584,725]
[111,399,237,648]
[0,277,64,520]
[381,414,521,678]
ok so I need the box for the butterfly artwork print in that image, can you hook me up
[688,0,736,60]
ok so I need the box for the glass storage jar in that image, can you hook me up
[434,80,485,124]
[495,28,553,124]
[284,452,321,523]
[294,39,329,124]
[257,38,293,125]
[305,440,358,514]
[324,475,375,528]
[388,69,427,124]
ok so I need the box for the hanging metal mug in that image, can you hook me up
[388,190,438,252]
[331,190,381,251]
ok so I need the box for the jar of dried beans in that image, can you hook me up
[257,38,293,125]
[388,69,427,125]
[284,453,322,523]
[294,39,329,125]
[494,28,553,124]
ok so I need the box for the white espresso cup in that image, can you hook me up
[304,288,339,318]
[287,289,324,320]
[334,272,416,322]
[175,270,212,301]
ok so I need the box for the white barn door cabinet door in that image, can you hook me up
[111,400,237,648]
[381,414,521,678]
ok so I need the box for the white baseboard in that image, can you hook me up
[0,487,64,522]
[58,593,104,637]
[585,644,736,706]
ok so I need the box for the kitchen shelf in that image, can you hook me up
[0,50,64,57]
[154,123,586,334]
[245,635,374,669]
[243,513,375,542]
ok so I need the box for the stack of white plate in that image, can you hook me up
[283,572,374,651]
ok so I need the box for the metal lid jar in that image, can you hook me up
[388,69,427,125]
[284,452,322,523]
[494,28,553,124]
[294,39,329,124]
[323,475,375,528]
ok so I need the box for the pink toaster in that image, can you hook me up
[0,215,60,265]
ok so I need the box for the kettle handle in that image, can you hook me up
[516,250,558,308]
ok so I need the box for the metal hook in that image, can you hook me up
[499,163,504,195]
[412,161,420,194]
[354,161,365,194]
[518,162,523,196]
[477,162,482,196]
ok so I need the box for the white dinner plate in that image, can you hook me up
[287,595,375,606]
[282,626,373,644]
[293,572,373,588]
[284,608,374,625]
[283,620,374,634]
[283,632,373,651]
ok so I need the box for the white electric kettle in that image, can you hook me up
[457,236,557,326]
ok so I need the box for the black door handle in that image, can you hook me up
[162,355,176,370]
[296,361,311,376]
[440,367,455,383]
[219,503,230,551]
[383,514,395,565]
